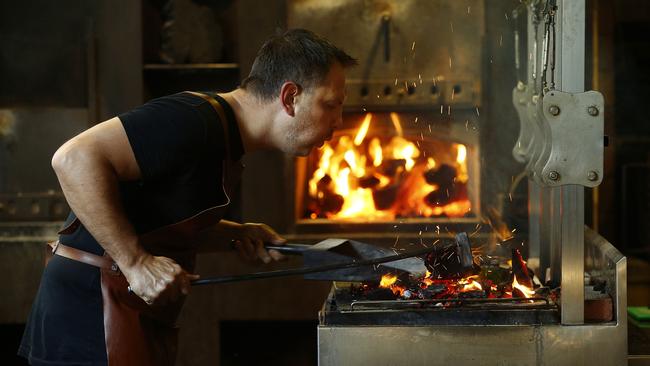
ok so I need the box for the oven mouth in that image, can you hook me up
[294,111,481,226]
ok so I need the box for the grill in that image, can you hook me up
[284,1,627,365]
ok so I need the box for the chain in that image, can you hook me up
[541,0,557,94]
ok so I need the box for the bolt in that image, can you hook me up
[548,105,560,116]
[587,171,599,181]
[548,171,560,181]
[587,105,599,116]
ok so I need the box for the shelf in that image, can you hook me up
[143,63,239,70]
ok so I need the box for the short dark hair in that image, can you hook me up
[241,29,357,100]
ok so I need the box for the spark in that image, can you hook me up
[450,22,454,33]
[428,124,432,133]
[509,193,513,201]
[449,57,452,69]
[465,120,469,130]
[447,105,451,115]
[411,41,416,51]
[395,78,398,86]
[475,107,480,117]
[440,105,444,114]
[467,6,471,14]
[505,12,509,20]
[499,34,503,47]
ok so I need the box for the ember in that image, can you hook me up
[305,113,472,220]
[354,239,545,305]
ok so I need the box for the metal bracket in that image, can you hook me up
[512,89,604,187]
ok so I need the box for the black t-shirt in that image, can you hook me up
[19,92,243,366]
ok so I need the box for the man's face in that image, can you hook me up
[284,62,347,156]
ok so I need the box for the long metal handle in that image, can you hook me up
[264,243,311,255]
[191,245,435,286]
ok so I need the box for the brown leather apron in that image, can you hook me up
[50,93,242,366]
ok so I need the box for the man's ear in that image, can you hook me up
[280,81,300,117]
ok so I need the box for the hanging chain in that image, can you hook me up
[541,0,557,94]
[529,0,543,93]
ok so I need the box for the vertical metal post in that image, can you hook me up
[528,180,542,269]
[556,0,586,325]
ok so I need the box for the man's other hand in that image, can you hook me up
[231,223,286,263]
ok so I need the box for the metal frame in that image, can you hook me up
[318,229,627,366]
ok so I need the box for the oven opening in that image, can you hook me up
[295,111,479,224]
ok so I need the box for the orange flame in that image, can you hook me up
[354,113,373,146]
[389,112,403,137]
[306,113,472,220]
[369,137,383,167]
[379,274,398,287]
[459,275,483,292]
[512,275,536,298]
[456,144,469,183]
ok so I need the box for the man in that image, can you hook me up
[19,28,356,366]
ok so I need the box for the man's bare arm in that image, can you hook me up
[52,117,196,305]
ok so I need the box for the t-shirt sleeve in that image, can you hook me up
[118,96,207,183]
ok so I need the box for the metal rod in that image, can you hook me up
[191,245,436,286]
[350,297,551,310]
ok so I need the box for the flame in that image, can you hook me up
[379,274,398,287]
[369,137,383,167]
[379,273,407,296]
[427,157,436,170]
[456,144,467,164]
[389,137,420,171]
[512,275,536,298]
[389,112,403,137]
[354,113,372,146]
[456,144,469,183]
[306,113,472,220]
[308,144,334,197]
[459,275,483,292]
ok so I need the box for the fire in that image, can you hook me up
[369,138,383,167]
[306,113,472,220]
[458,275,483,292]
[379,274,398,287]
[512,275,536,298]
[455,144,469,183]
[389,112,403,136]
[354,113,372,145]
[379,273,407,296]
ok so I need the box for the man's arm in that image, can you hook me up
[52,117,196,305]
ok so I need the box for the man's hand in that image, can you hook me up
[121,254,200,306]
[231,222,286,263]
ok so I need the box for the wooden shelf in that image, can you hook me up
[143,63,239,70]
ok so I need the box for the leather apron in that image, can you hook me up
[54,93,242,366]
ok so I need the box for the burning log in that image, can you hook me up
[317,174,333,191]
[358,174,380,189]
[424,188,454,207]
[372,184,399,210]
[424,233,478,279]
[379,158,406,177]
[424,164,457,186]
[511,248,536,298]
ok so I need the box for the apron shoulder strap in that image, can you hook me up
[185,91,232,161]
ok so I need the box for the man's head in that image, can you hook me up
[241,29,357,156]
